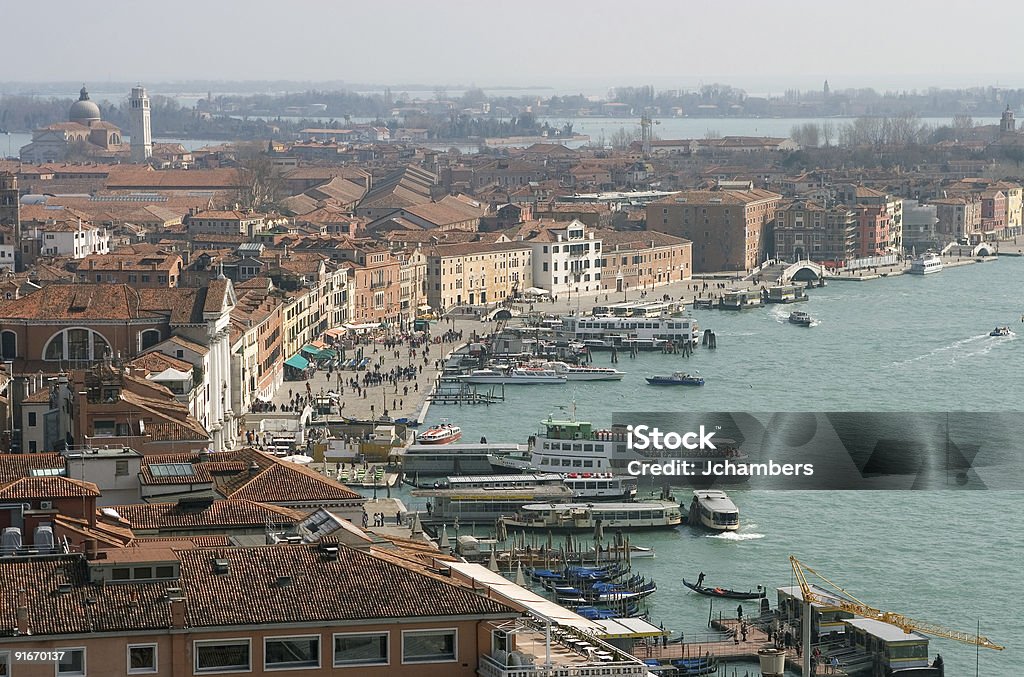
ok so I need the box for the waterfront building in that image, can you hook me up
[901,199,941,252]
[425,241,532,310]
[514,219,603,296]
[593,229,692,294]
[931,195,982,243]
[647,189,782,273]
[19,86,126,163]
[772,199,858,264]
[129,85,153,163]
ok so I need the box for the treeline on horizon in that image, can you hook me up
[2,82,1023,144]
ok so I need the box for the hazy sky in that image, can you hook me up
[4,0,1024,93]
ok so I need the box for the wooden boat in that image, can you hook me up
[681,577,765,600]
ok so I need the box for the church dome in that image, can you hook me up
[69,85,101,124]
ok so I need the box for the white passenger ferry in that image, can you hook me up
[688,489,740,531]
[505,500,683,531]
[558,314,701,347]
[909,251,943,275]
[542,361,625,381]
[562,473,638,501]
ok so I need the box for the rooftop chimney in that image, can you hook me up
[16,588,29,635]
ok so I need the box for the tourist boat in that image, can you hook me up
[682,577,766,600]
[415,420,462,445]
[788,311,813,326]
[562,473,638,501]
[400,442,528,478]
[543,361,625,381]
[645,372,705,386]
[559,314,701,347]
[412,473,574,523]
[512,406,750,485]
[989,326,1013,337]
[687,490,740,531]
[459,367,567,385]
[909,251,943,275]
[504,500,683,531]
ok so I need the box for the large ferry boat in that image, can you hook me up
[503,407,748,485]
[687,489,740,531]
[412,474,574,523]
[558,314,701,348]
[505,500,683,531]
[909,251,943,275]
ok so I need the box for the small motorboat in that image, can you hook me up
[682,577,766,600]
[646,372,704,386]
[990,326,1013,337]
[416,420,462,445]
[788,311,813,326]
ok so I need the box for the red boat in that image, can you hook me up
[416,421,462,445]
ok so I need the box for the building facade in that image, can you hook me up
[425,241,533,310]
[647,189,782,272]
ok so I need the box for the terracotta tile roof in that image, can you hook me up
[0,544,513,637]
[228,462,361,504]
[0,476,100,500]
[0,452,65,484]
[130,535,230,548]
[127,351,193,375]
[427,240,532,258]
[111,498,303,532]
[651,189,782,206]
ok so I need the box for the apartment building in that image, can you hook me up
[647,189,782,272]
[425,241,533,310]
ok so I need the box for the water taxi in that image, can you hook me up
[990,326,1013,337]
[788,311,813,326]
[415,420,462,445]
[688,489,740,531]
[505,500,683,531]
[909,251,943,275]
[645,372,705,386]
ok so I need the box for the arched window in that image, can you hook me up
[0,330,15,359]
[42,328,111,362]
[140,329,161,351]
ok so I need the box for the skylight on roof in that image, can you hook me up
[148,463,196,477]
[29,468,66,477]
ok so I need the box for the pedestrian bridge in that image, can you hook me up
[780,260,829,283]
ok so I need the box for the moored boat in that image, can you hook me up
[459,367,567,384]
[543,361,626,381]
[505,500,683,531]
[415,420,462,445]
[909,251,943,275]
[646,372,705,386]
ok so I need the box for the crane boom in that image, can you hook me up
[788,556,1004,651]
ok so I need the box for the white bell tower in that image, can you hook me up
[129,85,152,162]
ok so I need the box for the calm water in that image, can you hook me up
[419,258,1024,674]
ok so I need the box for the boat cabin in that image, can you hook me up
[766,284,809,303]
[718,289,763,310]
[844,618,939,675]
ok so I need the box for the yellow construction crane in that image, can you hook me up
[788,555,1003,677]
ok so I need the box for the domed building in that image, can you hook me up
[20,85,126,163]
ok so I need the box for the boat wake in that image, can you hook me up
[706,531,765,541]
[951,331,1017,362]
[890,334,988,367]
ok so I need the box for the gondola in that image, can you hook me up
[682,577,765,600]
